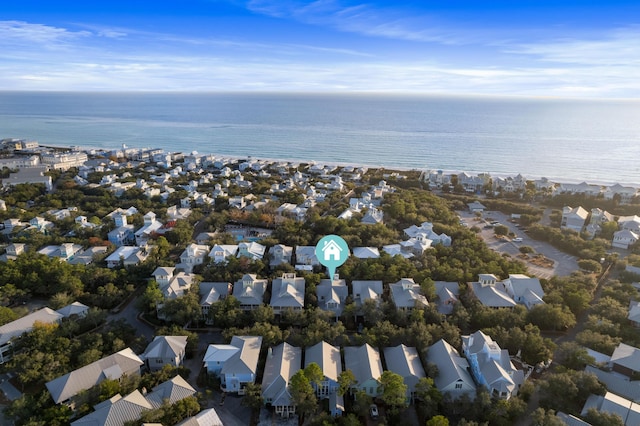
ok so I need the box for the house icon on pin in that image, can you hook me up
[322,239,343,261]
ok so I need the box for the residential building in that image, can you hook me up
[344,344,383,398]
[262,343,302,418]
[351,280,383,312]
[581,391,640,426]
[203,336,262,394]
[233,274,268,310]
[142,336,188,372]
[0,307,64,363]
[383,344,426,401]
[434,281,460,315]
[404,222,452,247]
[295,246,320,267]
[352,247,380,259]
[46,347,144,404]
[176,408,224,426]
[107,213,135,247]
[619,215,640,234]
[610,343,640,378]
[426,339,476,398]
[56,302,89,318]
[468,274,517,308]
[209,244,238,264]
[237,241,266,261]
[561,206,589,232]
[270,273,305,314]
[178,243,210,273]
[305,341,342,400]
[268,244,293,266]
[199,282,232,322]
[502,274,544,309]
[316,277,349,318]
[389,278,428,310]
[613,229,640,250]
[629,301,640,327]
[105,246,149,268]
[37,243,83,262]
[134,211,163,246]
[462,331,524,400]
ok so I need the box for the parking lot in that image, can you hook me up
[459,210,579,279]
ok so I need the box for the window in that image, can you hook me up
[455,383,463,389]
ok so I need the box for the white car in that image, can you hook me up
[513,237,523,242]
[369,404,379,419]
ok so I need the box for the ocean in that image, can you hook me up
[1,92,639,186]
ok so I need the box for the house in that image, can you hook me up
[178,243,210,273]
[382,244,414,259]
[195,232,217,245]
[389,278,428,310]
[352,247,380,259]
[351,280,383,311]
[68,246,110,266]
[46,347,144,404]
[295,246,320,267]
[203,336,262,394]
[610,343,640,378]
[561,206,589,232]
[316,277,349,317]
[426,339,476,398]
[0,307,64,363]
[233,274,268,310]
[404,222,452,247]
[199,282,232,322]
[305,341,342,400]
[37,243,83,262]
[268,244,293,266]
[134,212,164,246]
[142,336,188,372]
[462,331,524,400]
[270,273,305,314]
[107,213,135,246]
[629,301,640,327]
[209,244,238,264]
[71,376,195,426]
[56,302,89,318]
[434,281,460,315]
[105,246,149,268]
[237,241,266,261]
[467,201,486,213]
[586,208,614,237]
[604,184,639,203]
[383,344,426,402]
[468,274,517,308]
[502,274,544,309]
[175,408,224,426]
[262,343,302,418]
[344,344,383,398]
[619,215,640,234]
[1,243,26,261]
[613,229,639,250]
[581,391,640,426]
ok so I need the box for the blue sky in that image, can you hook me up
[1,0,639,97]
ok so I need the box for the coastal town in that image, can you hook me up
[1,138,640,426]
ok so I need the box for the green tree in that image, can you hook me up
[526,304,576,331]
[337,369,356,396]
[289,370,317,424]
[0,306,19,326]
[578,259,602,274]
[158,291,202,326]
[137,280,164,315]
[242,382,263,411]
[379,370,408,414]
[427,415,450,426]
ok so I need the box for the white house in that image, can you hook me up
[237,241,266,261]
[469,274,517,308]
[316,277,349,318]
[203,336,262,394]
[389,278,428,310]
[0,308,64,363]
[426,339,476,398]
[268,244,293,266]
[295,246,320,267]
[434,281,460,315]
[561,206,589,232]
[178,243,210,273]
[142,336,188,372]
[270,273,305,314]
[350,280,383,311]
[209,244,238,264]
[613,229,639,250]
[105,246,149,268]
[502,274,545,310]
[383,344,426,402]
[233,274,268,310]
[344,344,383,398]
[199,282,232,322]
[262,343,302,418]
[462,331,524,400]
[305,341,342,400]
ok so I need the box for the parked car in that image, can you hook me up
[370,404,379,419]
[513,237,523,242]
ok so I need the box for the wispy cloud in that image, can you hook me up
[0,20,91,48]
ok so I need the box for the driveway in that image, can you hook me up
[459,210,579,279]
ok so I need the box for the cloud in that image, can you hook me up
[0,20,91,48]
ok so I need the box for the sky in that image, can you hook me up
[1,0,640,97]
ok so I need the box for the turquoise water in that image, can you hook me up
[1,92,639,185]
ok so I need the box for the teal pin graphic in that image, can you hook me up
[315,235,350,279]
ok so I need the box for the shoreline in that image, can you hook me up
[41,142,637,190]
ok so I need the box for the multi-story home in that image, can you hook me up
[262,343,302,418]
[426,339,476,398]
[202,336,262,394]
[389,278,428,310]
[384,344,426,402]
[142,336,188,372]
[461,331,524,400]
[270,273,305,314]
[561,206,589,232]
[232,274,268,311]
[344,344,383,398]
[316,277,349,318]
